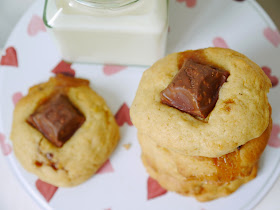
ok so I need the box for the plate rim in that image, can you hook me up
[1,0,280,210]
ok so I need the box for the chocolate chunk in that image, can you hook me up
[160,60,229,118]
[35,161,43,167]
[50,162,58,171]
[27,93,85,147]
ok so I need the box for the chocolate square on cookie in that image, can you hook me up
[160,60,229,119]
[27,93,85,147]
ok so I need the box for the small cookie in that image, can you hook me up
[10,74,119,187]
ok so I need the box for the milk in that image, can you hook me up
[44,0,168,66]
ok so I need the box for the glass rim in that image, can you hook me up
[42,0,141,29]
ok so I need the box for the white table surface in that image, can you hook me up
[0,0,280,209]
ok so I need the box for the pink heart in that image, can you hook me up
[213,37,229,48]
[28,15,46,36]
[176,0,197,8]
[264,27,280,47]
[0,47,18,67]
[114,103,133,126]
[268,124,280,148]
[96,159,114,174]
[0,133,12,156]
[147,176,167,200]
[51,60,75,77]
[36,179,58,202]
[12,92,23,106]
[262,66,279,87]
[103,65,127,76]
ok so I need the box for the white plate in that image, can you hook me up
[1,0,280,209]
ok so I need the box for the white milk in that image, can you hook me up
[44,0,168,66]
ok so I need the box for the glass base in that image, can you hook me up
[74,0,139,9]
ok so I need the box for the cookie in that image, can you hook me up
[131,47,272,201]
[144,159,258,202]
[10,74,120,187]
[130,48,271,157]
[140,112,271,184]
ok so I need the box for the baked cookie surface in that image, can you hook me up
[139,110,271,201]
[10,75,119,187]
[130,48,271,157]
[139,112,271,184]
[144,160,258,202]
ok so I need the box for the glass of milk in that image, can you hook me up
[43,0,169,66]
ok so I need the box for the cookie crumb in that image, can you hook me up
[123,143,131,150]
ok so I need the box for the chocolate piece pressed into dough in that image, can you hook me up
[160,59,229,118]
[27,93,85,147]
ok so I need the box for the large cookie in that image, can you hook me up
[130,48,271,157]
[10,75,120,187]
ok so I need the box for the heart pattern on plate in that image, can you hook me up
[36,179,58,202]
[103,65,127,76]
[0,133,12,156]
[213,37,229,48]
[0,47,18,67]
[96,159,114,174]
[176,0,197,8]
[51,60,75,77]
[263,27,280,47]
[115,103,133,126]
[12,92,23,106]
[147,176,167,200]
[268,124,280,148]
[262,66,279,87]
[27,15,46,36]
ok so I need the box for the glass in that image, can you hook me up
[43,0,169,66]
